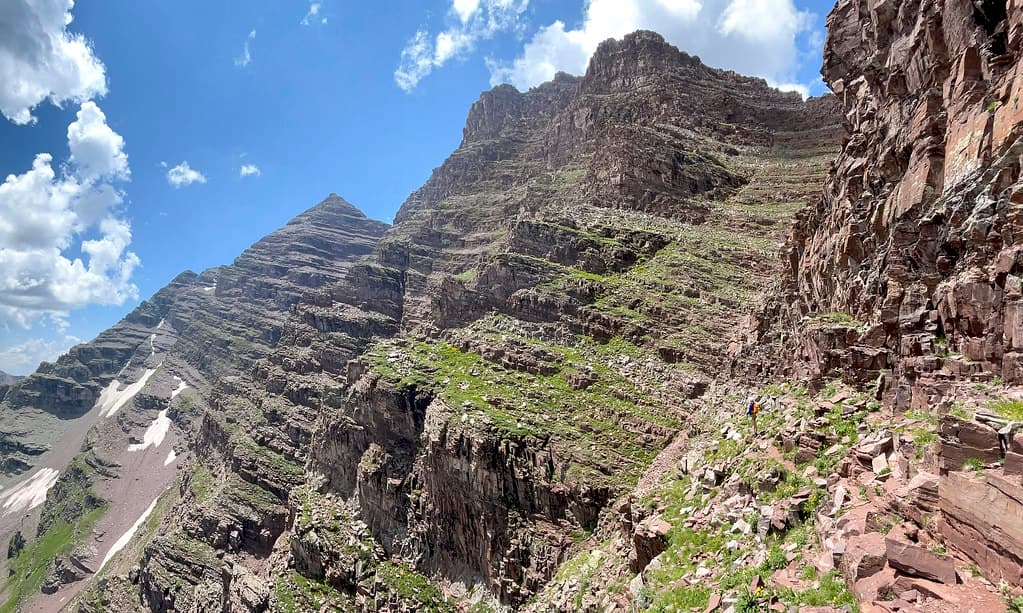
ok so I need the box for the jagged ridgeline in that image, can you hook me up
[0,31,842,611]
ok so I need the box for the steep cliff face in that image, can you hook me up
[745,0,1023,411]
[702,3,1023,609]
[74,31,847,613]
[0,196,388,611]
[0,28,856,613]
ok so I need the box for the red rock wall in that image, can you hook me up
[758,0,1023,408]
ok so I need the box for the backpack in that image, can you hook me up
[747,401,760,416]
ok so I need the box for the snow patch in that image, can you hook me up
[96,368,158,418]
[0,468,60,515]
[99,496,159,571]
[202,285,215,293]
[171,377,188,399]
[164,449,177,466]
[148,333,156,356]
[127,409,170,452]
[156,318,165,330]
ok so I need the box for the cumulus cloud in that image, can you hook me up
[0,0,107,124]
[395,0,529,92]
[166,162,206,188]
[239,164,261,177]
[452,0,480,23]
[0,335,80,376]
[301,2,327,26]
[487,0,816,94]
[67,101,129,181]
[235,29,256,67]
[0,102,139,330]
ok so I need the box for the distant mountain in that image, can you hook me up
[0,370,21,385]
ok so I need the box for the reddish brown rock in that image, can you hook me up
[938,416,1002,473]
[630,515,671,573]
[891,576,962,604]
[703,592,721,613]
[853,565,897,603]
[884,538,957,585]
[938,470,1023,585]
[739,0,1023,411]
[1007,433,1023,477]
[842,532,888,583]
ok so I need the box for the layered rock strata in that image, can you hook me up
[742,0,1023,411]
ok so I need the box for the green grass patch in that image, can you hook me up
[646,585,710,612]
[363,333,678,489]
[991,399,1023,422]
[814,312,866,330]
[963,457,986,472]
[273,571,352,613]
[1,506,106,613]
[777,570,856,608]
[376,562,453,611]
[188,462,215,503]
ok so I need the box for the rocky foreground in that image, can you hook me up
[0,0,1021,611]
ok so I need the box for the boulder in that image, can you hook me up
[1007,433,1023,477]
[885,538,957,585]
[852,565,896,602]
[828,485,848,517]
[872,454,889,475]
[938,416,1001,473]
[938,471,1023,584]
[630,516,671,573]
[891,576,961,604]
[842,532,887,582]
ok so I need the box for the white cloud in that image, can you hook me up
[772,82,810,98]
[0,102,139,331]
[488,0,816,94]
[0,336,79,375]
[301,2,327,26]
[0,0,107,125]
[235,29,256,67]
[395,0,529,92]
[166,161,206,188]
[67,101,129,182]
[239,164,261,177]
[452,0,480,22]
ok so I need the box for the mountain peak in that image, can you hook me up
[581,30,707,94]
[313,193,367,218]
[0,370,22,385]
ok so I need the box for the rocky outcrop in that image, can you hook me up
[938,469,1023,584]
[107,31,844,612]
[742,0,1023,410]
[0,23,853,613]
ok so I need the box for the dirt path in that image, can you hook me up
[635,433,689,497]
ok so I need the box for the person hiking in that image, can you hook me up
[746,395,760,436]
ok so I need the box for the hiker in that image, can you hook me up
[746,395,760,436]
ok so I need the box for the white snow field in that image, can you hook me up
[96,368,158,418]
[99,496,159,571]
[0,468,60,515]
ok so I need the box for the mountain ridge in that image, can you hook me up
[3,12,1022,612]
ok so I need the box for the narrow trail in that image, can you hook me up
[635,433,689,497]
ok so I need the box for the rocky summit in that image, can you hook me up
[1,3,1023,612]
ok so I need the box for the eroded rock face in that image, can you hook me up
[743,0,1023,408]
[938,469,1023,584]
[113,31,844,612]
[0,27,846,613]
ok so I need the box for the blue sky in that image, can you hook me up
[0,0,830,374]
